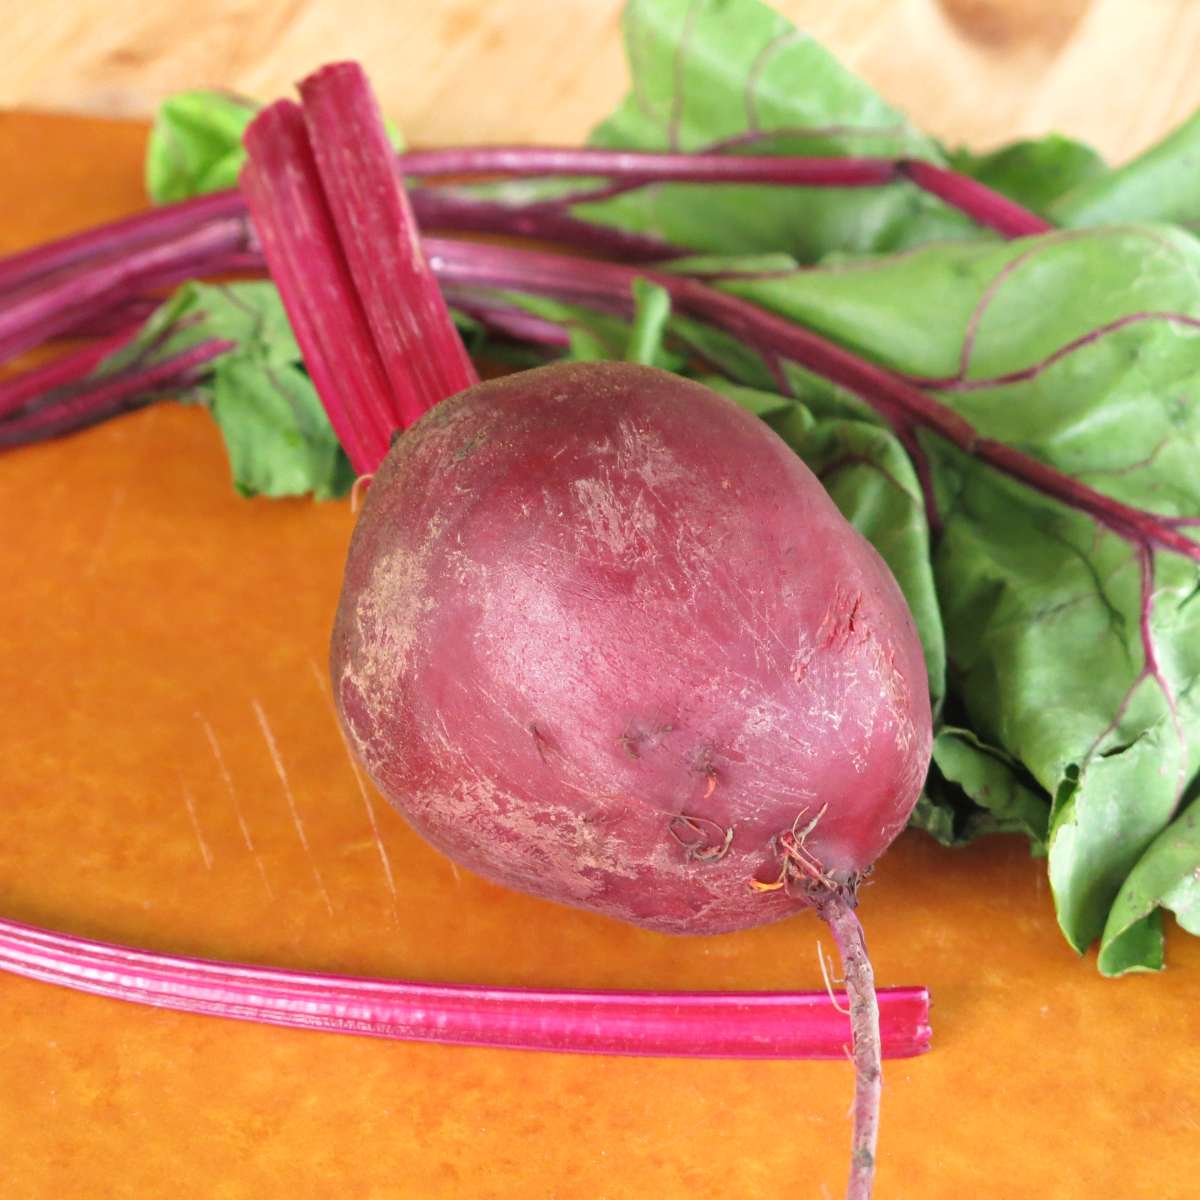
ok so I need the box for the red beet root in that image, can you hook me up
[241,62,935,1200]
[332,361,931,935]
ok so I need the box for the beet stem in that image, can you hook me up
[896,159,1050,238]
[443,291,573,349]
[0,218,251,365]
[0,914,931,1060]
[298,63,478,430]
[5,232,1197,573]
[0,145,1046,305]
[0,339,233,449]
[396,145,1050,239]
[240,101,393,475]
[6,227,1194,572]
[409,187,684,261]
[421,237,1200,567]
[0,189,246,299]
[0,326,140,420]
[62,297,164,339]
[817,890,882,1200]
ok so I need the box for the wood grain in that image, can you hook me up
[2,0,1200,159]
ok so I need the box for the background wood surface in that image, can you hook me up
[2,0,1200,160]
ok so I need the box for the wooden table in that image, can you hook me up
[6,0,1200,161]
[1,99,1198,1200]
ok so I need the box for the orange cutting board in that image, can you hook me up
[1,111,1197,1200]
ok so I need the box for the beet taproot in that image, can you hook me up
[332,361,931,935]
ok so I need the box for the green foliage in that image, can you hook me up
[102,282,354,499]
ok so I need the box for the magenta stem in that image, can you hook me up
[4,232,1196,569]
[6,229,1193,574]
[0,143,1047,307]
[0,339,233,448]
[400,145,898,186]
[0,190,677,318]
[298,63,477,429]
[409,187,683,261]
[0,914,931,1060]
[445,293,572,348]
[397,145,1048,238]
[0,218,253,363]
[0,326,139,419]
[421,238,1200,565]
[4,235,1197,570]
[898,160,1051,238]
[240,102,393,475]
[0,190,246,298]
[64,298,165,338]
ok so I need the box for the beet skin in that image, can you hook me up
[332,362,931,934]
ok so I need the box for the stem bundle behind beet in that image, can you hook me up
[240,62,933,1199]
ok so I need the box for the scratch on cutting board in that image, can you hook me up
[180,782,214,871]
[81,405,163,579]
[308,658,401,916]
[252,697,334,916]
[82,484,126,579]
[197,711,275,899]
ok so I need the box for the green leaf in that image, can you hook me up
[146,90,260,204]
[568,326,612,361]
[931,727,1049,852]
[1098,797,1200,975]
[948,134,1106,217]
[908,792,960,846]
[668,313,782,394]
[703,226,1200,952]
[1051,110,1200,230]
[706,378,797,419]
[669,307,885,428]
[146,90,406,204]
[212,355,354,500]
[93,282,353,499]
[576,0,974,261]
[625,279,672,364]
[597,0,936,156]
[909,728,1051,851]
[137,280,306,366]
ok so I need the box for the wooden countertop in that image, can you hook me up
[1,102,1198,1199]
[7,0,1200,160]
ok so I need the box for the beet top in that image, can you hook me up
[333,361,932,935]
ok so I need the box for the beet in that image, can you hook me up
[332,361,931,935]
[239,64,936,1199]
